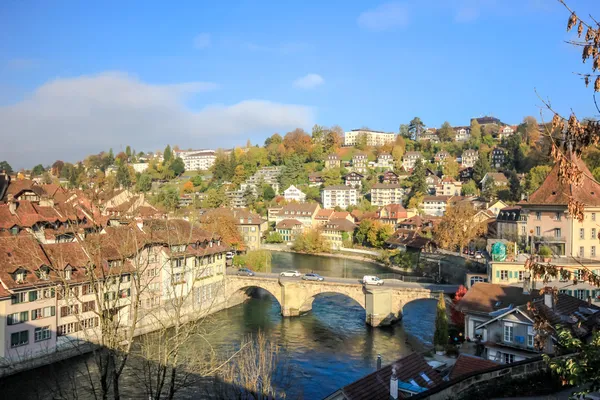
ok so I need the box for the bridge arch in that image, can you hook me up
[225,276,284,309]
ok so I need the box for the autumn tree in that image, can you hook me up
[283,128,312,159]
[438,121,454,142]
[200,209,244,250]
[470,119,482,143]
[442,158,460,179]
[450,285,468,330]
[136,173,153,193]
[182,181,194,194]
[264,133,283,147]
[461,180,478,196]
[434,292,449,348]
[164,145,173,162]
[434,202,485,252]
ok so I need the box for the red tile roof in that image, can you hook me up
[457,282,538,315]
[449,354,498,381]
[276,219,303,229]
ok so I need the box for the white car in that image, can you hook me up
[226,252,234,259]
[280,270,301,277]
[363,275,384,286]
[474,251,483,259]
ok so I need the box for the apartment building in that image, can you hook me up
[376,153,394,169]
[174,149,216,171]
[435,178,463,197]
[344,129,396,147]
[274,203,320,228]
[321,219,356,250]
[461,149,479,168]
[376,204,408,226]
[402,151,422,171]
[381,170,399,184]
[419,128,439,142]
[321,185,358,210]
[275,219,304,243]
[496,206,525,244]
[244,166,282,194]
[420,196,452,216]
[370,183,405,206]
[325,153,341,170]
[343,172,363,189]
[434,151,451,164]
[491,148,506,168]
[352,153,368,174]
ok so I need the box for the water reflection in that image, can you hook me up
[270,252,389,278]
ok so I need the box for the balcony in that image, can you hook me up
[533,236,566,243]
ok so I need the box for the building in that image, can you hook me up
[474,116,501,126]
[377,204,408,226]
[275,203,320,228]
[244,166,282,194]
[402,151,422,171]
[343,172,363,189]
[481,172,509,188]
[326,352,443,400]
[491,148,506,168]
[325,153,341,170]
[321,219,356,250]
[419,128,439,142]
[231,209,267,251]
[498,125,517,140]
[370,183,405,207]
[309,172,325,187]
[458,283,600,364]
[381,170,399,184]
[321,185,359,210]
[435,178,463,196]
[461,149,479,168]
[421,196,452,216]
[132,163,149,173]
[376,153,394,169]
[454,126,471,141]
[434,151,451,164]
[496,206,525,245]
[174,149,216,171]
[225,189,246,208]
[352,153,368,174]
[275,219,304,243]
[344,129,396,147]
[283,185,306,203]
[425,174,442,194]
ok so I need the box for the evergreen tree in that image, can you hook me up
[125,145,132,159]
[408,117,425,140]
[0,161,13,174]
[108,148,115,165]
[399,124,410,139]
[408,160,428,195]
[473,155,491,183]
[278,155,306,189]
[116,163,131,188]
[136,173,152,193]
[163,145,172,162]
[433,292,449,348]
[508,170,522,202]
[31,164,45,176]
[169,157,185,176]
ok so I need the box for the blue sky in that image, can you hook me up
[0,0,598,168]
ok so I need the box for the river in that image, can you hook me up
[0,252,437,399]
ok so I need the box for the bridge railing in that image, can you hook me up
[378,273,436,283]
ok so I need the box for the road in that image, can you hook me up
[226,270,459,293]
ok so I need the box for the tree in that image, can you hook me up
[125,145,132,159]
[522,116,541,147]
[481,176,497,200]
[202,188,226,209]
[0,160,14,174]
[525,165,552,194]
[438,121,454,142]
[433,292,448,348]
[265,231,284,243]
[31,164,45,176]
[283,128,312,159]
[51,160,64,176]
[434,202,486,252]
[408,160,428,196]
[408,117,425,140]
[163,145,173,162]
[355,133,368,150]
[169,157,185,177]
[116,162,132,188]
[324,127,343,153]
[461,180,478,195]
[291,229,331,253]
[442,158,460,179]
[399,124,410,139]
[200,209,244,249]
[311,124,325,143]
[264,133,283,147]
[279,155,307,189]
[450,285,467,330]
[472,155,491,183]
[136,173,153,193]
[508,170,522,202]
[155,186,179,211]
[470,119,482,143]
[182,181,194,194]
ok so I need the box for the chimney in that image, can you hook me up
[377,354,382,370]
[544,290,554,310]
[522,271,531,295]
[390,366,399,400]
[8,196,17,215]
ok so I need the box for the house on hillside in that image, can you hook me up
[461,149,479,168]
[454,126,471,141]
[343,172,364,189]
[421,196,452,216]
[309,172,325,187]
[434,150,451,164]
[321,219,356,250]
[370,183,405,207]
[381,170,399,184]
[352,153,368,174]
[275,219,304,243]
[491,148,507,168]
[275,203,320,228]
[377,204,408,226]
[435,178,463,196]
[498,125,517,140]
[376,153,394,169]
[325,153,341,170]
[321,185,358,210]
[481,172,509,188]
[402,151,422,171]
[283,185,306,203]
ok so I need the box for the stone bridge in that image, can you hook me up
[225,275,448,327]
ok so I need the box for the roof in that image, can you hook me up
[457,282,538,315]
[525,156,600,206]
[324,218,356,232]
[532,292,600,339]
[483,172,509,184]
[338,353,442,400]
[449,354,498,381]
[404,151,422,158]
[323,185,357,191]
[315,209,335,220]
[462,149,478,156]
[276,219,303,229]
[327,153,340,160]
[280,203,319,215]
[371,183,403,189]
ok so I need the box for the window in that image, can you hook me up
[37,266,50,280]
[503,353,515,364]
[120,274,131,283]
[500,270,508,281]
[64,267,72,280]
[580,246,585,258]
[172,272,185,285]
[555,228,562,238]
[82,300,95,312]
[31,306,55,320]
[593,213,597,221]
[172,258,184,268]
[580,228,585,239]
[119,288,130,298]
[82,283,93,296]
[11,330,29,348]
[108,260,123,268]
[535,226,541,236]
[527,326,534,348]
[536,212,541,221]
[593,246,596,258]
[104,291,116,301]
[593,229,597,240]
[60,305,79,317]
[34,326,51,342]
[147,268,158,278]
[503,323,514,342]
[518,271,525,282]
[555,212,561,221]
[149,282,160,292]
[57,322,78,336]
[81,317,98,330]
[14,270,26,283]
[521,226,526,235]
[7,311,29,325]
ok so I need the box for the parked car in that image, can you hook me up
[280,270,301,277]
[236,268,255,276]
[302,273,324,281]
[474,251,483,259]
[469,250,475,256]
[226,251,234,259]
[362,275,384,286]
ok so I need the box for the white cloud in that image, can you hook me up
[357,2,409,31]
[0,72,313,168]
[293,74,324,90]
[194,33,211,49]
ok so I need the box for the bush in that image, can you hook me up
[538,245,552,256]
[265,232,283,244]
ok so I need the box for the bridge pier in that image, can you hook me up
[365,288,401,327]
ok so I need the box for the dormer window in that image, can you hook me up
[109,260,123,269]
[38,266,50,280]
[14,270,26,284]
[65,266,72,281]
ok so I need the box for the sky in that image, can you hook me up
[0,0,598,169]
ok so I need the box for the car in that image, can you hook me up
[280,270,301,277]
[469,250,475,256]
[474,251,483,259]
[362,275,384,286]
[236,268,255,276]
[226,251,234,259]
[302,273,324,281]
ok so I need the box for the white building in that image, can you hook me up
[402,151,422,171]
[283,185,306,203]
[370,183,405,206]
[421,195,452,216]
[132,163,149,173]
[321,185,359,210]
[173,149,216,171]
[453,127,471,141]
[461,149,479,168]
[344,129,396,147]
[376,153,394,169]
